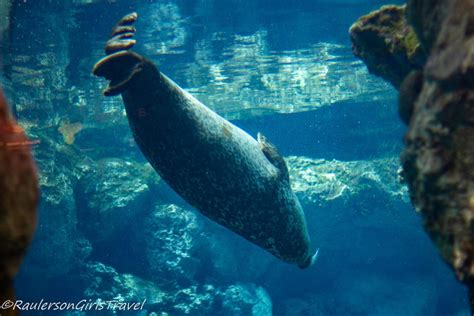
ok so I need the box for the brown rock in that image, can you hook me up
[0,89,38,315]
[352,0,474,311]
[399,70,424,124]
[405,0,450,53]
[349,5,426,88]
[402,0,474,310]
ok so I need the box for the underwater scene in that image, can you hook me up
[1,0,473,315]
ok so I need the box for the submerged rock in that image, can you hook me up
[76,158,158,242]
[350,5,426,88]
[81,261,165,305]
[169,284,217,315]
[220,284,272,316]
[81,261,271,316]
[135,203,204,286]
[22,137,90,281]
[158,283,272,316]
[287,156,407,205]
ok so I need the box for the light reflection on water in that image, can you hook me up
[7,0,395,126]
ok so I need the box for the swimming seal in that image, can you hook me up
[93,13,318,268]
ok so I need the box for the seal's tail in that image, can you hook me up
[92,13,145,96]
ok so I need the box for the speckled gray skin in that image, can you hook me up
[93,13,316,268]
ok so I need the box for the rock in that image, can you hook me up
[220,284,272,316]
[399,69,424,124]
[156,283,271,316]
[352,0,474,310]
[0,2,10,36]
[401,0,474,309]
[204,223,275,282]
[287,156,407,206]
[21,136,90,281]
[81,262,206,315]
[0,89,38,312]
[168,284,217,315]
[133,203,204,286]
[350,5,426,88]
[81,263,272,316]
[405,0,451,53]
[81,261,164,310]
[76,158,158,242]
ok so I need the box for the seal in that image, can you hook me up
[93,13,318,268]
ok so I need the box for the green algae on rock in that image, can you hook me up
[405,0,451,54]
[349,5,426,88]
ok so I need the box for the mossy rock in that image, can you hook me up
[350,5,426,89]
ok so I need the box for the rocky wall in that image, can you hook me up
[351,0,474,310]
[0,1,11,74]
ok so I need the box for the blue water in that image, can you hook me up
[4,0,471,315]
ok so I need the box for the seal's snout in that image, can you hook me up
[298,248,320,269]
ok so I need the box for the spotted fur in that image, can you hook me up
[93,13,316,268]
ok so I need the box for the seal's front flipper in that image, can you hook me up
[257,132,289,181]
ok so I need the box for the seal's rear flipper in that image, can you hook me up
[93,51,145,96]
[105,12,138,55]
[115,12,138,26]
[111,25,136,37]
[106,34,136,55]
[298,248,320,269]
[92,13,145,96]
